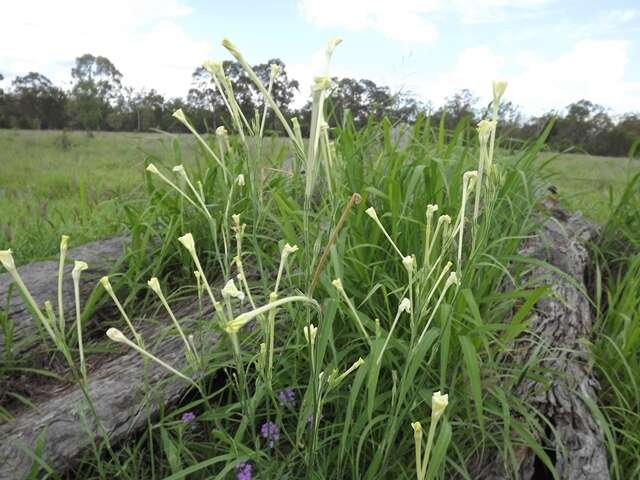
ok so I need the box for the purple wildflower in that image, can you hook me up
[260,421,280,448]
[181,411,196,423]
[235,461,252,480]
[307,413,323,427]
[277,388,297,408]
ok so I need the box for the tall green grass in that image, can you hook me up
[2,37,637,480]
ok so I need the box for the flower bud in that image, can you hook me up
[106,327,127,343]
[303,323,318,344]
[60,235,70,255]
[0,249,16,272]
[438,214,451,226]
[331,278,344,291]
[492,81,508,104]
[411,421,423,435]
[236,174,245,186]
[402,254,416,273]
[147,277,162,295]
[178,233,196,256]
[431,390,449,422]
[146,163,160,175]
[99,276,114,294]
[203,60,224,77]
[365,207,378,221]
[172,108,187,124]
[399,298,412,314]
[216,125,228,137]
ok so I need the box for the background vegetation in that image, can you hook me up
[1,54,639,157]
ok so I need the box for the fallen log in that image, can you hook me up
[473,206,609,479]
[0,236,128,357]
[0,302,215,480]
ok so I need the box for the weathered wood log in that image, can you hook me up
[0,302,214,480]
[0,236,128,356]
[473,207,609,479]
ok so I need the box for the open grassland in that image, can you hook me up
[1,129,638,264]
[0,129,196,264]
[541,152,640,223]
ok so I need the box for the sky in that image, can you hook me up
[1,0,639,116]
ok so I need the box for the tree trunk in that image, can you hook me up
[473,206,609,479]
[0,302,214,480]
[0,236,128,357]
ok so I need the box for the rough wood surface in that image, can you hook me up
[474,208,609,479]
[0,236,128,356]
[0,302,213,480]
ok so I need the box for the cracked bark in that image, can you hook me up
[0,236,128,357]
[473,207,609,479]
[0,302,215,480]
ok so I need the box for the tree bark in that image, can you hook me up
[0,236,128,357]
[0,302,214,480]
[473,207,609,479]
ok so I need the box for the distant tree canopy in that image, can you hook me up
[0,56,638,157]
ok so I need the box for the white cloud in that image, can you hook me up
[0,0,210,98]
[298,0,441,46]
[411,39,640,116]
[298,0,557,45]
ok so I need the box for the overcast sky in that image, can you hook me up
[1,0,639,116]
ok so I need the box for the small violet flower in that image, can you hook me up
[260,421,280,448]
[235,461,253,480]
[181,411,196,423]
[277,388,296,408]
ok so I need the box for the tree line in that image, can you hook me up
[0,54,638,157]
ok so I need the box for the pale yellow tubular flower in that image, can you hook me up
[221,278,245,301]
[72,260,89,379]
[365,206,404,259]
[224,295,318,334]
[178,233,222,315]
[457,170,478,268]
[57,235,70,331]
[0,249,16,272]
[332,278,372,347]
[377,297,412,364]
[106,327,195,386]
[403,254,417,273]
[172,108,229,179]
[236,174,245,187]
[333,356,365,385]
[420,390,450,480]
[99,276,140,341]
[303,323,318,344]
[147,276,194,361]
[431,390,449,422]
[412,421,424,480]
[274,243,299,294]
[221,37,300,149]
[147,162,207,216]
[416,266,459,346]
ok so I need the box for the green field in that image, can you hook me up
[1,129,638,264]
[0,129,197,263]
